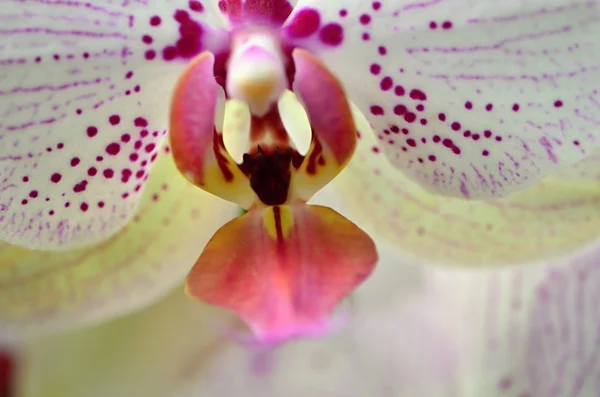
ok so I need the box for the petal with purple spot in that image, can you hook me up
[288,0,600,199]
[0,1,229,249]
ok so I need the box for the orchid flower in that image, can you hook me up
[7,237,600,397]
[1,0,600,344]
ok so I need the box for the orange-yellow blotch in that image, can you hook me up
[185,204,377,344]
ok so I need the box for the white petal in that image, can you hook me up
[0,0,228,250]
[286,0,600,199]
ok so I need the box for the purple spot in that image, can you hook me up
[103,169,115,179]
[50,173,62,183]
[134,117,148,127]
[109,115,121,125]
[189,0,204,12]
[285,8,320,38]
[319,23,343,46]
[409,89,427,101]
[86,126,98,137]
[106,142,121,156]
[150,15,162,26]
[370,105,385,115]
[380,76,393,91]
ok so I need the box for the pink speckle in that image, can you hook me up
[70,157,80,167]
[86,126,98,137]
[29,190,38,198]
[50,173,62,183]
[380,76,393,91]
[145,50,157,60]
[429,21,437,29]
[428,155,436,162]
[482,150,489,156]
[145,143,156,153]
[98,201,105,208]
[22,176,29,183]
[142,35,153,44]
[378,46,387,55]
[370,105,385,115]
[442,21,453,29]
[87,167,97,176]
[150,15,162,26]
[394,104,407,115]
[438,113,446,121]
[451,122,461,131]
[370,63,381,75]
[406,138,416,147]
[485,103,493,111]
[80,202,89,212]
[409,89,427,101]
[362,32,370,41]
[125,71,133,79]
[339,9,347,17]
[554,100,563,108]
[394,86,405,96]
[106,142,121,156]
[189,0,204,12]
[109,115,121,125]
[319,23,343,46]
[359,14,371,25]
[134,117,148,127]
[512,103,520,112]
[372,1,381,10]
[285,8,321,38]
[121,134,131,143]
[465,101,473,109]
[103,169,115,179]
[498,376,513,391]
[484,130,492,138]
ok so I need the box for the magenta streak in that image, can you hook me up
[406,26,572,54]
[0,28,127,39]
[0,77,105,96]
[13,0,127,18]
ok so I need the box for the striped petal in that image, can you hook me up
[0,0,229,250]
[287,0,600,199]
[0,149,237,340]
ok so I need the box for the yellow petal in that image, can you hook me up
[315,104,600,266]
[0,148,238,339]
